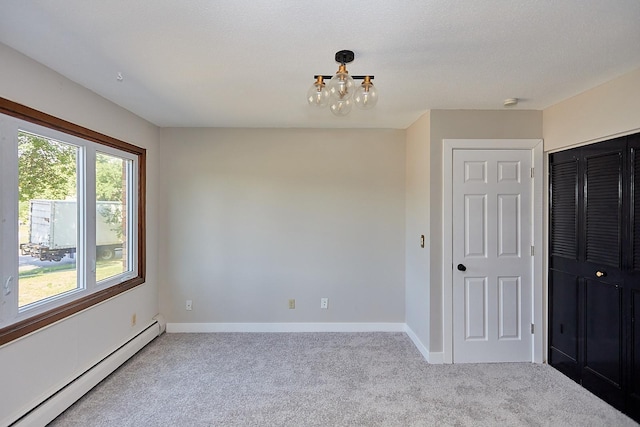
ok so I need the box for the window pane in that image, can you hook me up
[96,152,131,282]
[18,131,79,307]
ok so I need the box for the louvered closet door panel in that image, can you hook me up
[582,277,624,409]
[549,153,580,277]
[548,269,579,380]
[584,278,622,383]
[551,160,578,260]
[581,143,626,411]
[585,151,622,267]
[549,154,580,380]
[630,289,640,420]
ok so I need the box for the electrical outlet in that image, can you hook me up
[288,299,295,309]
[186,300,193,311]
[321,298,328,309]
[131,313,137,326]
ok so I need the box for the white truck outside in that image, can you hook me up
[20,199,123,262]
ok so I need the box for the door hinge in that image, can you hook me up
[531,323,535,334]
[530,246,534,256]
[530,167,534,178]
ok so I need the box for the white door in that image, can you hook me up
[452,149,533,363]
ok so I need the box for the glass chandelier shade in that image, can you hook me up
[328,64,355,101]
[330,98,353,116]
[353,76,378,110]
[307,76,330,107]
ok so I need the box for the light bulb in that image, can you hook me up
[307,76,330,107]
[329,98,353,116]
[353,76,378,110]
[328,64,355,100]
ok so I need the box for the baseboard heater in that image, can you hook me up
[11,315,166,427]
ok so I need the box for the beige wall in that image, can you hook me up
[429,110,543,352]
[405,112,431,348]
[0,43,160,425]
[543,67,640,152]
[158,128,406,324]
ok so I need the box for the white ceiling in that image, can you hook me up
[1,1,640,129]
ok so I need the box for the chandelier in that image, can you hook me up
[307,50,378,116]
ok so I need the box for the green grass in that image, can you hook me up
[19,260,127,307]
[19,261,78,277]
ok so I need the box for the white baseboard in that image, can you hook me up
[12,321,161,427]
[404,325,445,364]
[166,322,406,333]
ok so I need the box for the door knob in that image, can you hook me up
[457,264,467,272]
[595,271,606,278]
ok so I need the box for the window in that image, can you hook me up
[95,151,133,282]
[0,98,145,345]
[18,131,80,307]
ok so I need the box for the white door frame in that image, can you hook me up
[442,139,544,364]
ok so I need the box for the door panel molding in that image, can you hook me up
[443,139,544,364]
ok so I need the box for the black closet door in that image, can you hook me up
[580,143,625,409]
[549,137,629,413]
[627,135,640,420]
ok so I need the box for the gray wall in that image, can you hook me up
[405,112,431,349]
[158,128,406,324]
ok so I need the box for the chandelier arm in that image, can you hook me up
[314,75,374,80]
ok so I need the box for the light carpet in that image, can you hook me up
[49,332,637,426]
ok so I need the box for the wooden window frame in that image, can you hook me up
[0,97,146,346]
